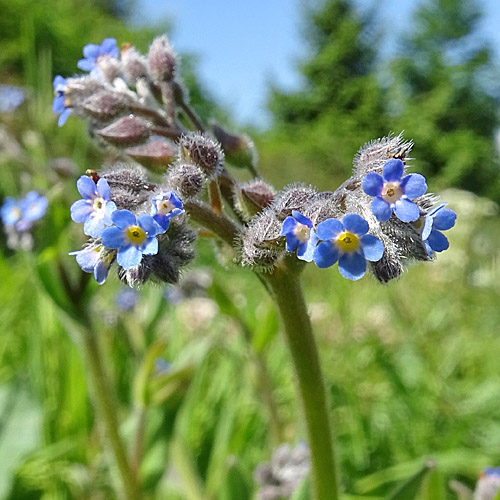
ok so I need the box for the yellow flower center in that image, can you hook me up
[126,225,147,245]
[156,199,175,215]
[336,231,359,253]
[382,182,402,204]
[93,196,105,213]
[293,223,311,243]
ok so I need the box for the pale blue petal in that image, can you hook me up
[313,241,340,268]
[117,245,142,269]
[70,199,92,223]
[70,247,99,272]
[342,213,368,235]
[102,227,125,248]
[112,209,136,228]
[371,197,392,222]
[103,201,117,224]
[394,198,419,222]
[76,176,96,199]
[421,216,433,240]
[138,214,162,236]
[96,178,111,200]
[316,218,343,240]
[433,208,456,231]
[362,172,384,196]
[401,173,427,199]
[58,109,71,126]
[141,237,158,255]
[338,252,366,281]
[94,260,110,284]
[427,230,449,252]
[82,43,100,59]
[77,59,95,71]
[291,210,312,227]
[83,214,105,238]
[52,96,65,113]
[101,38,118,57]
[361,234,384,262]
[153,214,171,231]
[297,231,319,262]
[382,159,404,182]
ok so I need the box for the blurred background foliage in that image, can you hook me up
[1,0,500,499]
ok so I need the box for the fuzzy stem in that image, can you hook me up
[265,259,340,500]
[81,329,142,500]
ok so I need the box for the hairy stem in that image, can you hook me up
[265,259,339,500]
[81,328,142,500]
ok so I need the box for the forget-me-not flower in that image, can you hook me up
[281,210,319,262]
[78,38,119,78]
[0,85,25,113]
[101,209,164,269]
[70,176,117,238]
[151,191,184,231]
[313,213,384,280]
[69,244,112,284]
[52,75,72,126]
[1,191,48,230]
[414,203,456,255]
[362,158,427,222]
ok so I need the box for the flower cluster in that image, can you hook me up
[69,171,192,286]
[1,191,48,250]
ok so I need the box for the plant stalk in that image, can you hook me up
[265,259,340,500]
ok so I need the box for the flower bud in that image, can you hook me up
[121,44,150,84]
[97,116,151,146]
[82,91,131,121]
[126,140,176,173]
[96,55,123,84]
[178,132,224,179]
[234,178,275,219]
[148,35,177,83]
[167,163,204,199]
[211,121,257,171]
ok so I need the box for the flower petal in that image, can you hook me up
[342,213,368,236]
[285,233,300,252]
[281,216,297,236]
[101,38,118,57]
[94,260,110,284]
[316,218,343,240]
[291,210,312,227]
[96,178,111,200]
[382,159,404,182]
[102,227,125,248]
[361,234,384,262]
[433,208,456,231]
[141,237,158,256]
[58,109,71,126]
[76,175,97,199]
[401,173,427,199]
[138,214,162,235]
[338,252,366,281]
[103,201,117,224]
[362,172,384,196]
[371,197,392,222]
[153,214,171,231]
[70,247,100,272]
[84,214,106,238]
[52,96,65,113]
[297,231,319,262]
[112,209,136,228]
[77,59,95,71]
[421,216,433,240]
[70,199,92,223]
[82,43,100,59]
[394,198,419,222]
[313,241,340,268]
[117,245,142,269]
[427,229,449,252]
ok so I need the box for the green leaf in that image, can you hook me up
[220,458,251,500]
[387,461,437,500]
[418,467,445,500]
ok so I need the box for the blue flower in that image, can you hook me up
[1,191,47,230]
[150,191,184,231]
[362,159,427,222]
[115,288,139,310]
[52,75,71,126]
[69,244,112,284]
[0,85,25,113]
[415,203,456,255]
[1,197,22,226]
[78,38,119,78]
[19,191,48,222]
[70,176,117,238]
[313,213,384,280]
[280,210,319,262]
[101,210,164,269]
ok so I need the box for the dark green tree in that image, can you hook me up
[389,0,500,200]
[263,0,385,187]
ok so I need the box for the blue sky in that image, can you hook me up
[131,0,500,127]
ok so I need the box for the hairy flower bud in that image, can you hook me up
[96,55,123,84]
[126,140,176,173]
[211,121,257,171]
[234,178,275,219]
[167,163,204,199]
[178,132,224,179]
[121,44,150,84]
[148,35,177,83]
[82,91,131,121]
[97,116,151,146]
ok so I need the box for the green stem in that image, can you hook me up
[265,259,340,500]
[81,330,142,500]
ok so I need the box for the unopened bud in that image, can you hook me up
[148,35,177,83]
[179,132,224,179]
[211,122,257,171]
[121,44,150,84]
[167,163,203,199]
[96,55,123,84]
[82,91,131,121]
[234,179,275,219]
[97,116,151,146]
[126,140,176,173]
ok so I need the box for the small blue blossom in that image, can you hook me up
[313,213,384,280]
[77,38,119,78]
[115,288,140,310]
[1,197,22,226]
[101,210,164,269]
[19,191,48,223]
[474,467,500,500]
[69,244,112,284]
[1,191,48,230]
[154,358,172,374]
[52,75,71,126]
[70,176,117,238]
[150,191,184,231]
[281,210,319,262]
[415,203,456,255]
[362,159,427,223]
[0,85,25,113]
